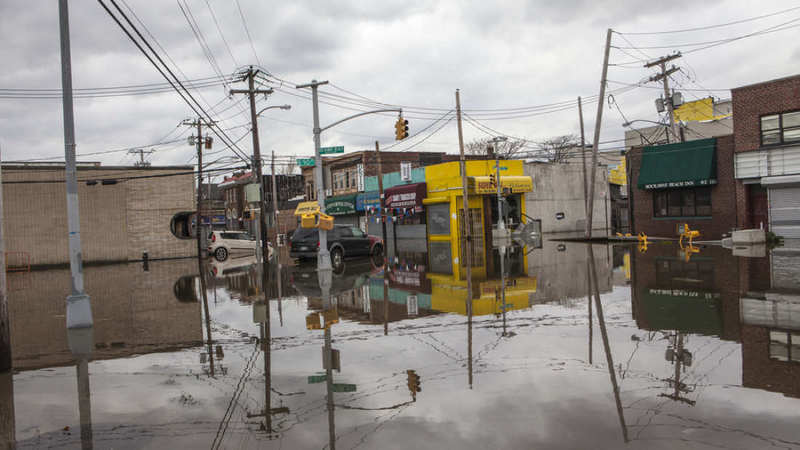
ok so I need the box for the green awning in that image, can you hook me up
[637,138,717,189]
[325,193,358,215]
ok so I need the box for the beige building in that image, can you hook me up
[2,163,195,266]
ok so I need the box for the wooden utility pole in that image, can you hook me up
[230,67,274,269]
[455,90,473,301]
[578,96,588,219]
[586,29,613,239]
[375,141,390,336]
[645,53,682,142]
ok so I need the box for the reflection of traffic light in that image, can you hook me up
[395,116,409,140]
[406,369,421,400]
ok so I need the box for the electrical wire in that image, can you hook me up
[615,6,800,35]
[204,0,239,68]
[234,0,261,67]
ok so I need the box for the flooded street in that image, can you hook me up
[3,242,800,449]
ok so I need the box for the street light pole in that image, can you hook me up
[59,0,92,329]
[296,80,331,272]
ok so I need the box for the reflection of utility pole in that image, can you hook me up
[324,327,336,450]
[588,245,628,443]
[0,370,14,449]
[660,331,695,406]
[247,314,289,437]
[376,141,390,336]
[68,327,94,450]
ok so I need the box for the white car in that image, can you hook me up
[207,231,272,262]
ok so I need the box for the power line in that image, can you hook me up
[234,0,261,67]
[98,0,251,164]
[204,0,239,68]
[616,6,800,35]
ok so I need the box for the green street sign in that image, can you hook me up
[298,158,316,167]
[320,146,344,155]
[332,383,357,393]
[308,374,326,384]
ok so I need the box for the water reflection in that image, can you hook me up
[4,241,800,448]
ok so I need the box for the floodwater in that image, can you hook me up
[2,240,800,449]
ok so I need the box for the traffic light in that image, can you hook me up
[406,369,421,400]
[395,116,409,140]
[489,173,496,188]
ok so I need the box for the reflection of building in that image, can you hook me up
[2,163,195,265]
[526,241,612,304]
[7,260,202,370]
[630,245,742,341]
[740,249,800,397]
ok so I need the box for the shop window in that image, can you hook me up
[653,187,712,218]
[769,330,800,362]
[761,110,800,146]
[427,203,450,235]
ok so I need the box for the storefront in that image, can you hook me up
[356,191,381,234]
[325,193,359,227]
[630,137,737,240]
[423,160,532,280]
[384,182,427,240]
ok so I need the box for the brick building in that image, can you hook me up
[628,135,737,240]
[2,163,195,266]
[732,74,800,246]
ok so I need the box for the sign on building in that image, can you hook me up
[407,295,419,316]
[357,163,365,191]
[400,162,412,181]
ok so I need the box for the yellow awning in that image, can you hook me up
[294,201,320,216]
[469,176,533,194]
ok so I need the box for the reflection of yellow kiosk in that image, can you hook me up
[427,273,537,316]
[423,160,532,280]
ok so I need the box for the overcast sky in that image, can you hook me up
[1,1,798,176]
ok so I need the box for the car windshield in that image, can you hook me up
[291,228,318,241]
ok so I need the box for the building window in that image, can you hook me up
[653,187,712,218]
[761,110,800,146]
[769,330,800,362]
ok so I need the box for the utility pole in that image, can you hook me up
[455,90,473,302]
[490,136,508,232]
[230,67,274,270]
[375,141,390,336]
[128,148,154,167]
[578,96,588,218]
[645,53,682,142]
[0,146,10,375]
[295,79,331,273]
[181,118,214,252]
[586,28,613,239]
[59,0,92,329]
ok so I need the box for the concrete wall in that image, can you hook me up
[524,162,610,234]
[2,165,195,265]
[7,259,202,370]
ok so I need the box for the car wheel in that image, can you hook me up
[330,247,344,269]
[371,243,383,258]
[214,247,229,262]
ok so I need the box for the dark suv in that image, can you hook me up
[290,225,383,265]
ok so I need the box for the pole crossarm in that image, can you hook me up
[320,108,402,133]
[229,88,273,95]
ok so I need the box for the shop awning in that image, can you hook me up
[637,138,717,189]
[356,191,381,211]
[325,193,358,215]
[385,183,427,210]
[294,201,320,216]
[469,176,533,194]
